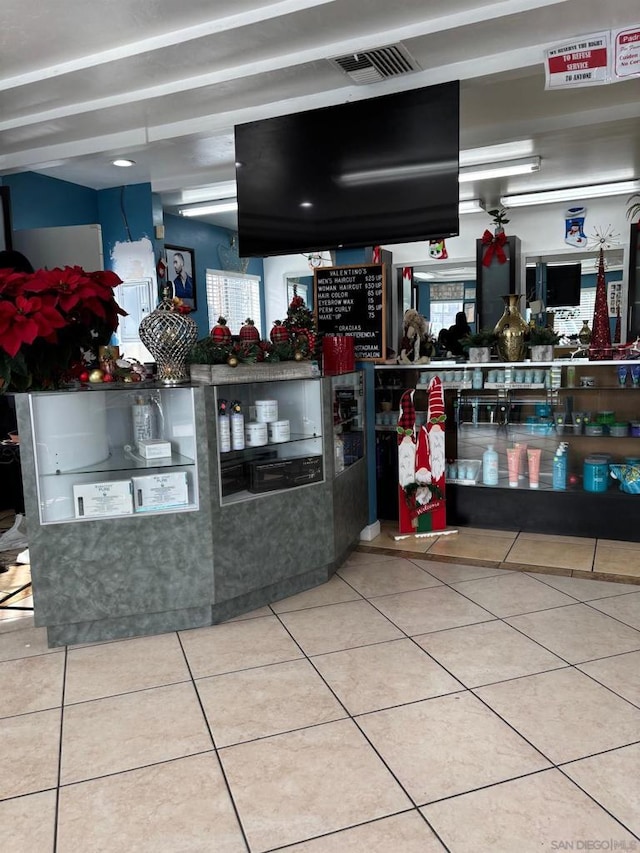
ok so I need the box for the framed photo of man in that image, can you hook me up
[166,245,196,309]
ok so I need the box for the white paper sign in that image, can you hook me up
[545,32,610,89]
[613,26,640,79]
[73,481,133,518]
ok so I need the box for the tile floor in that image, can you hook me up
[366,521,640,582]
[1,511,640,852]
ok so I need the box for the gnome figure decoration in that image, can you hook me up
[397,379,447,535]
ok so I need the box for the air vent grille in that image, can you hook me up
[332,44,420,84]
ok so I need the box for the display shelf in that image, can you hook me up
[27,386,199,524]
[332,372,365,476]
[214,376,325,504]
[219,433,321,459]
[39,446,196,476]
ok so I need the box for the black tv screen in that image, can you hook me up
[234,81,460,257]
[546,263,582,307]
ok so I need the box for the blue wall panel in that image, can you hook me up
[164,213,264,338]
[3,172,98,230]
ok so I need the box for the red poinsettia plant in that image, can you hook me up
[0,265,126,392]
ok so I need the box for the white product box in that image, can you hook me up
[73,480,133,518]
[132,472,189,512]
[137,439,172,459]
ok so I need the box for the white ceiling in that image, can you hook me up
[1,0,638,233]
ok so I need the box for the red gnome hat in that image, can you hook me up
[397,389,416,437]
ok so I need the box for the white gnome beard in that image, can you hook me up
[398,437,416,487]
[429,426,446,481]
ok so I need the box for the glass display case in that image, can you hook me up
[331,371,365,475]
[374,361,640,538]
[28,386,198,524]
[214,377,324,504]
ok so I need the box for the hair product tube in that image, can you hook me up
[527,448,542,489]
[506,447,519,488]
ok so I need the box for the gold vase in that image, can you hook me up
[494,294,528,362]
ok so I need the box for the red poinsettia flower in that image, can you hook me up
[0,265,125,391]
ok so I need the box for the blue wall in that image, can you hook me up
[3,173,264,340]
[164,213,264,339]
[3,172,98,229]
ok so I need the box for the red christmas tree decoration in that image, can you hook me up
[588,249,612,360]
[614,302,621,345]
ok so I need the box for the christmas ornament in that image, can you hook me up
[239,317,260,342]
[270,320,289,344]
[588,248,612,360]
[564,206,587,247]
[211,317,232,344]
[89,369,104,383]
[587,224,621,252]
[428,239,448,260]
[227,355,239,367]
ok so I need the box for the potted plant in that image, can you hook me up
[461,329,498,363]
[627,192,640,224]
[529,326,561,362]
[487,207,510,235]
[0,265,125,392]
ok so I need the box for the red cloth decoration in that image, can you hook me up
[481,230,508,267]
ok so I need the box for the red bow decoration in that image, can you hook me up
[481,230,508,267]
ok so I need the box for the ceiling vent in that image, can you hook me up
[331,43,421,84]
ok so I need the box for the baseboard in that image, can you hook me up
[359,520,381,541]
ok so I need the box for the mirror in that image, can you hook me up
[285,273,314,310]
[411,259,477,337]
[525,249,626,340]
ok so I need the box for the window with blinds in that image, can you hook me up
[549,288,596,337]
[205,269,262,337]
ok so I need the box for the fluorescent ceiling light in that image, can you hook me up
[459,156,541,183]
[179,182,237,204]
[459,198,485,214]
[179,200,238,216]
[112,158,135,167]
[460,139,534,167]
[501,180,640,207]
[337,160,456,186]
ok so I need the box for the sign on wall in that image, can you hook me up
[545,31,610,89]
[545,25,640,89]
[314,264,386,360]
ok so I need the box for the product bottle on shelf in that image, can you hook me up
[552,442,568,490]
[218,399,231,453]
[482,445,499,486]
[335,434,345,473]
[131,396,155,443]
[230,400,245,451]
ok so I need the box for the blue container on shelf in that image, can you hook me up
[583,456,609,493]
[609,464,640,494]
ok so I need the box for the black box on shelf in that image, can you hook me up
[220,461,248,497]
[248,455,323,493]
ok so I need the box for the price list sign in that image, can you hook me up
[314,264,386,360]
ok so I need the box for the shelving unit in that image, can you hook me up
[28,386,198,523]
[374,360,640,540]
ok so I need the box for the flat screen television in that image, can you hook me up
[234,81,460,258]
[546,263,582,307]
